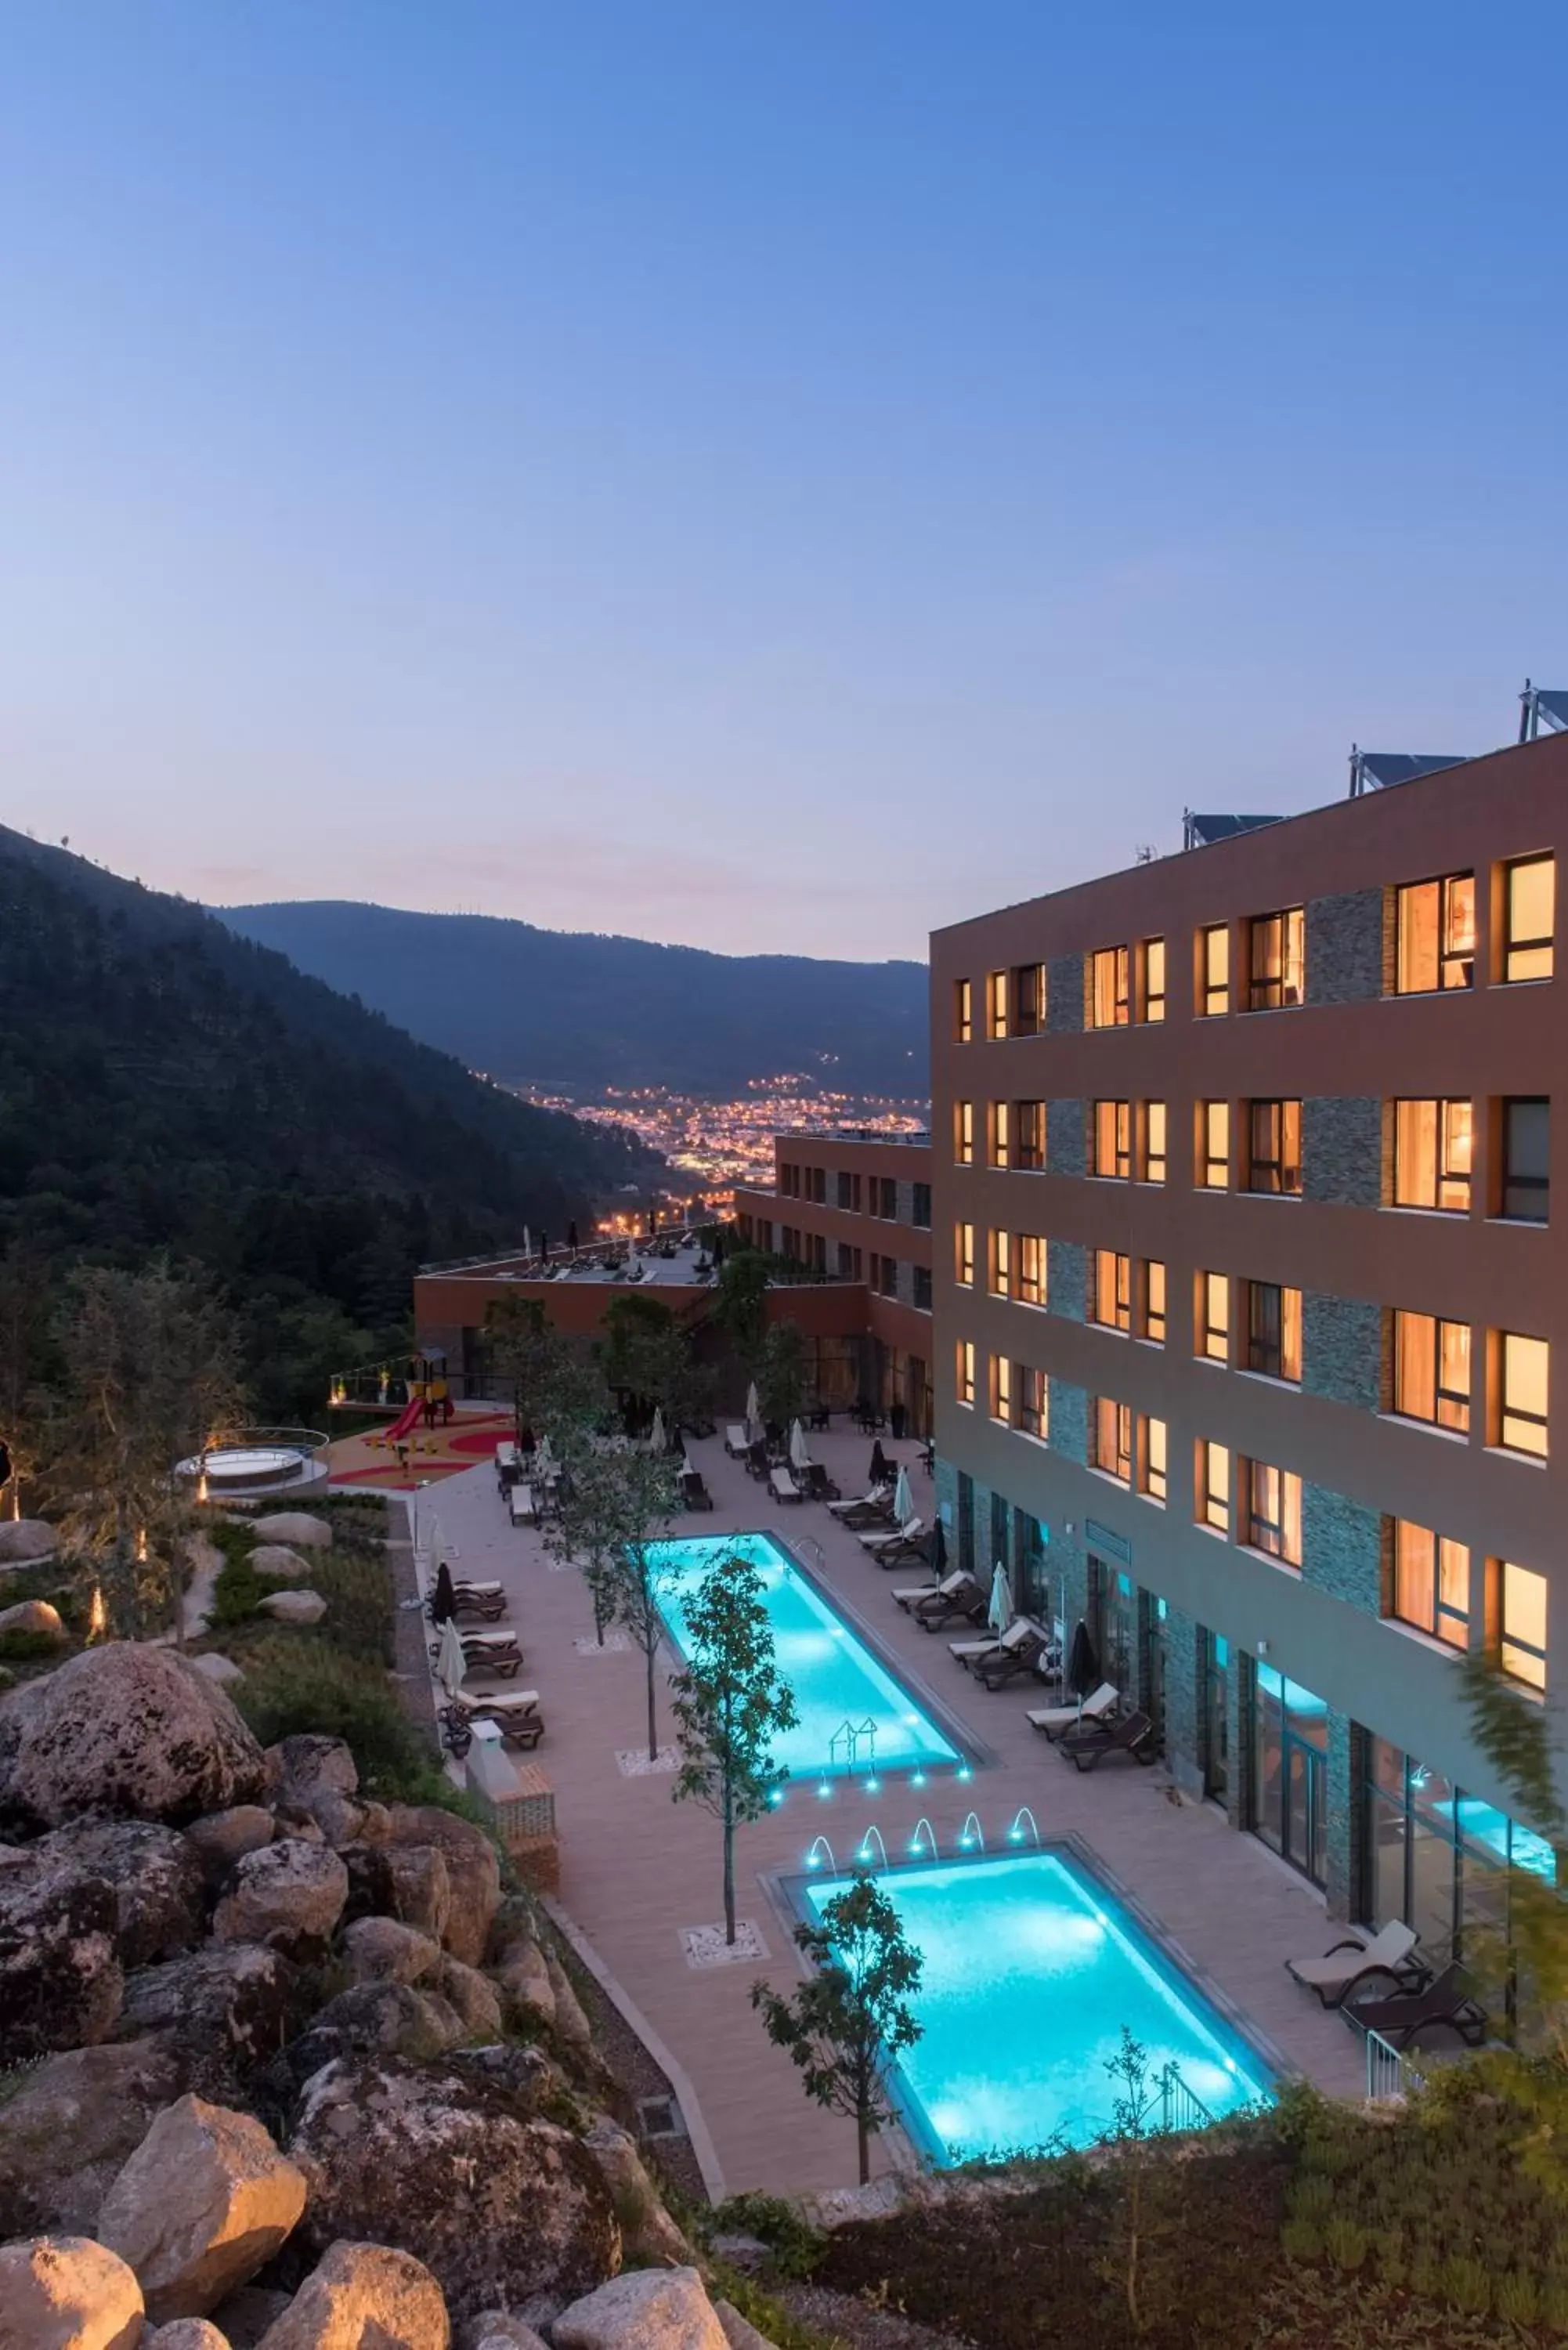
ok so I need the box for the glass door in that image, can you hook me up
[1203,1631,1230,1802]
[1252,1663,1329,1889]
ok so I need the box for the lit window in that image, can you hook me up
[1014,1100,1046,1171]
[1247,908,1305,1010]
[1093,1098,1131,1179]
[990,1354,1012,1424]
[954,978,974,1043]
[1017,1234,1046,1307]
[1499,1332,1548,1458]
[955,1223,974,1286]
[1392,1098,1471,1212]
[1392,1521,1469,1650]
[1198,1100,1230,1188]
[1502,1097,1548,1223]
[990,1229,1011,1296]
[1199,924,1229,1017]
[954,1101,974,1164]
[1140,1415,1167,1502]
[1090,945,1130,1029]
[1392,1311,1470,1434]
[986,971,1010,1039]
[1092,1397,1132,1483]
[989,1102,1010,1168]
[1500,1561,1548,1690]
[1247,1282,1302,1382]
[1141,1259,1166,1345]
[1246,1462,1302,1564]
[1093,1249,1131,1332]
[1019,1364,1048,1439]
[1503,855,1554,985]
[956,1339,975,1408]
[1245,1098,1302,1195]
[1140,937,1166,1024]
[1013,964,1045,1036]
[1140,1100,1167,1184]
[1197,1441,1230,1533]
[1197,1271,1229,1363]
[1395,874,1475,994]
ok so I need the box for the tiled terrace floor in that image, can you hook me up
[420,1426,1366,2197]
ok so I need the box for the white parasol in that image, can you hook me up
[626,1235,641,1278]
[988,1560,1014,1641]
[789,1419,811,1471]
[893,1463,914,1525]
[745,1382,761,1428]
[435,1618,468,1700]
[649,1408,666,1455]
[522,1225,533,1259]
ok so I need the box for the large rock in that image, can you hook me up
[248,1548,312,1582]
[248,1515,331,1550]
[0,1644,264,1835]
[553,2269,727,2350]
[0,1596,66,1639]
[145,2324,233,2349]
[193,1655,245,1688]
[431,1955,502,2038]
[714,2301,780,2350]
[42,1820,207,1968]
[287,2059,620,2320]
[186,1808,276,1885]
[266,1983,466,2104]
[253,2242,447,2350]
[544,1954,595,2060]
[384,1846,450,1943]
[117,1944,306,2088]
[581,2120,692,2264]
[461,2319,549,2350]
[386,1807,500,1967]
[0,1836,122,2060]
[97,2095,307,2323]
[0,1517,56,1562]
[0,2036,192,2239]
[257,1591,326,1627]
[213,1840,348,1955]
[338,1914,439,1986]
[0,2236,145,2350]
[267,1739,358,1803]
[492,1938,554,2033]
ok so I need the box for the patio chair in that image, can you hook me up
[1341,1961,1486,2050]
[977,1625,1050,1690]
[893,1567,967,1613]
[1059,1709,1158,1770]
[798,1462,840,1502]
[425,1584,506,1625]
[680,1467,715,1511]
[865,1523,930,1570]
[913,1575,988,1629]
[1028,1683,1119,1741]
[857,1514,923,1554]
[769,1466,804,1504]
[826,1486,894,1527]
[948,1617,1036,1674]
[724,1423,750,1457]
[1284,1919,1425,2009]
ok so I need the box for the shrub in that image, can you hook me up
[232,1637,434,1798]
[707,2191,826,2280]
[0,1628,66,1661]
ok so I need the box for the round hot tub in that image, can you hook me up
[176,1444,309,1490]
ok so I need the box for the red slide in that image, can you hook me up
[383,1393,424,1444]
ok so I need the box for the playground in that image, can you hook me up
[324,1363,515,1490]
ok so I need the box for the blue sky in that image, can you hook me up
[2,3,1563,960]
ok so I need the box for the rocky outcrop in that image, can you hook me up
[267,1740,357,1804]
[338,1915,439,1986]
[287,2059,620,2320]
[266,1984,467,2103]
[0,1645,264,1835]
[253,2240,448,2350]
[42,1820,207,1969]
[545,1955,595,2061]
[553,2268,728,2350]
[714,2301,781,2350]
[193,1656,245,1688]
[0,1596,66,1640]
[96,2095,307,2323]
[0,1837,122,2060]
[248,1515,331,1550]
[385,1808,499,1967]
[186,1810,276,1886]
[0,2235,145,2350]
[0,1518,56,1563]
[0,2037,193,2240]
[581,2120,692,2265]
[430,1956,502,2039]
[257,1592,326,1627]
[248,1549,312,1582]
[213,1842,347,1957]
[384,1846,450,1943]
[461,2318,550,2350]
[143,2323,233,2349]
[116,1944,305,2089]
[493,1937,555,2034]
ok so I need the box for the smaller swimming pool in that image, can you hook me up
[645,1531,963,1781]
[799,1848,1273,2164]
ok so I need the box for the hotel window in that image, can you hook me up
[1140,1100,1167,1184]
[1395,873,1475,994]
[1019,1364,1048,1440]
[953,978,974,1043]
[1015,1100,1045,1171]
[990,1229,1011,1297]
[875,1253,898,1297]
[836,1170,860,1212]
[1093,1098,1132,1180]
[1392,1097,1471,1213]
[1247,907,1305,1010]
[1197,1441,1230,1533]
[913,1267,933,1311]
[1392,1310,1470,1434]
[1090,945,1131,1029]
[1140,937,1166,1023]
[1092,1397,1133,1484]
[1501,1097,1548,1223]
[1139,1414,1168,1502]
[1197,1271,1230,1363]
[1198,1100,1230,1189]
[1198,923,1230,1017]
[1500,1561,1548,1691]
[990,1354,1013,1424]
[1245,1098,1302,1195]
[989,1102,1011,1168]
[1017,1234,1046,1307]
[1013,964,1045,1036]
[956,1339,975,1408]
[1247,1281,1302,1383]
[872,1175,896,1219]
[1141,1258,1166,1345]
[954,1101,974,1164]
[1502,854,1555,984]
[1246,1461,1302,1564]
[955,1222,974,1285]
[1498,1331,1548,1459]
[1391,1520,1470,1650]
[986,970,1010,1039]
[912,1182,931,1228]
[1093,1249,1131,1332]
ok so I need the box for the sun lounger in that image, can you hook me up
[508,1483,537,1526]
[1284,1920,1423,2008]
[439,1688,545,1755]
[453,1577,503,1596]
[867,1527,930,1570]
[1341,1961,1486,2049]
[949,1617,1036,1675]
[443,1685,540,1719]
[426,1585,506,1624]
[894,1569,966,1612]
[827,1487,894,1525]
[913,1575,987,1629]
[977,1625,1050,1690]
[724,1423,750,1456]
[1060,1709,1158,1770]
[768,1466,804,1504]
[1028,1683,1119,1740]
[799,1462,840,1501]
[857,1516,923,1553]
[680,1467,714,1511]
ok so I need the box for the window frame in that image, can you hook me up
[1140,936,1166,1024]
[1140,1413,1168,1502]
[989,1101,1011,1169]
[954,1221,974,1287]
[1498,1330,1549,1459]
[1245,1097,1302,1195]
[1392,1097,1472,1214]
[1245,1459,1302,1565]
[1013,963,1045,1036]
[1019,1363,1048,1440]
[956,1338,975,1408]
[1198,923,1230,1018]
[1197,1270,1230,1364]
[953,1100,974,1165]
[1391,1309,1471,1434]
[1141,1258,1167,1346]
[1140,1099,1167,1184]
[1502,855,1555,985]
[1016,1233,1046,1309]
[990,1354,1013,1425]
[953,978,974,1043]
[1197,1439,1230,1533]
[1014,1098,1046,1172]
[1246,906,1306,1011]
[1390,1520,1470,1650]
[1093,1248,1132,1333]
[1246,1280,1302,1383]
[1499,1560,1548,1690]
[990,1228,1011,1297]
[1093,1097,1132,1180]
[1501,1097,1548,1224]
[1090,944,1131,1029]
[1198,1099,1230,1189]
[1092,1396,1133,1484]
[1394,872,1476,996]
[985,970,1010,1039]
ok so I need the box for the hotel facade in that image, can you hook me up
[929,728,1568,1953]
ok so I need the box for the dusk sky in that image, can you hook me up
[3,4,1564,962]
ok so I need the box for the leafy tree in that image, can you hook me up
[757,1316,811,1431]
[712,1249,771,1373]
[752,1868,923,2185]
[0,1246,51,1518]
[670,1550,798,1945]
[484,1295,564,1441]
[549,1437,679,1755]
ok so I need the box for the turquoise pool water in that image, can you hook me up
[646,1531,963,1781]
[803,1849,1272,2162]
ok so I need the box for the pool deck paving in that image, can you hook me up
[419,1426,1367,2198]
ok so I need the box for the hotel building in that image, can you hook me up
[930,728,1568,1950]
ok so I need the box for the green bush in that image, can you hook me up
[0,1629,66,1661]
[707,2192,826,2281]
[232,1637,435,1799]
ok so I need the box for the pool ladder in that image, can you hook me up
[829,1717,878,1773]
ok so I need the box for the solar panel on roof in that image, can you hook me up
[1183,812,1283,849]
[1351,752,1467,793]
[1534,689,1568,733]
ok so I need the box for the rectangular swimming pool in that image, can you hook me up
[646,1531,963,1781]
[800,1848,1273,2163]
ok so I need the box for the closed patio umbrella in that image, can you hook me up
[435,1618,468,1700]
[650,1408,667,1455]
[626,1235,641,1278]
[789,1419,810,1471]
[893,1464,913,1526]
[1067,1619,1100,1714]
[432,1560,457,1625]
[930,1519,948,1575]
[869,1440,889,1488]
[988,1560,1014,1640]
[536,1432,554,1470]
[745,1382,761,1428]
[522,1225,532,1259]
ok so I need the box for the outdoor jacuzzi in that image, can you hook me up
[175,1444,313,1490]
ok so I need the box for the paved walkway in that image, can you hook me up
[421,1427,1366,2198]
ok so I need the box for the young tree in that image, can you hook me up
[0,1247,51,1520]
[484,1294,569,1442]
[757,1316,811,1431]
[712,1249,771,1374]
[752,1868,923,2185]
[670,1550,798,1945]
[1102,2026,1162,2333]
[550,1437,679,1755]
